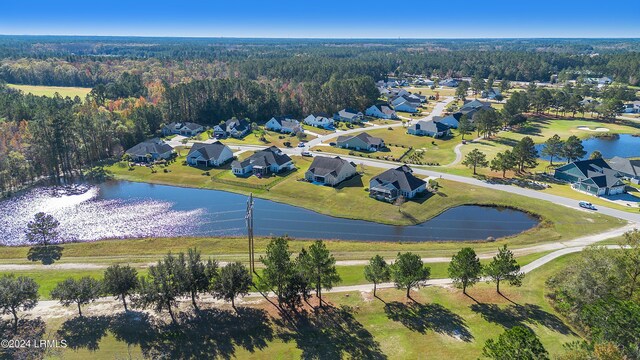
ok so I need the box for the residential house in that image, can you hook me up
[608,156,640,184]
[231,146,294,177]
[407,120,451,138]
[125,138,174,162]
[334,108,364,123]
[213,118,251,139]
[481,88,502,100]
[304,156,357,186]
[460,99,491,112]
[336,132,385,152]
[394,101,419,113]
[622,101,640,114]
[365,105,397,119]
[162,122,205,137]
[554,159,626,196]
[369,165,427,202]
[303,114,334,129]
[440,78,460,87]
[390,94,421,108]
[436,113,462,128]
[186,142,234,167]
[265,116,303,134]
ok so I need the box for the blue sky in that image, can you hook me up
[1,0,639,38]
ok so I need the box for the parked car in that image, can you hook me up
[329,142,336,146]
[579,201,597,210]
[298,142,306,148]
[301,151,312,157]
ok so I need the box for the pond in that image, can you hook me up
[536,134,640,161]
[0,181,539,245]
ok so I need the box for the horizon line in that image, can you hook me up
[1,34,639,41]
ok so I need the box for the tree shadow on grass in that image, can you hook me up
[0,318,47,359]
[109,308,273,360]
[27,245,63,265]
[274,305,387,360]
[56,315,111,351]
[470,303,575,335]
[384,301,473,342]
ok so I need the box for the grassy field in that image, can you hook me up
[0,252,552,300]
[7,83,92,98]
[104,154,622,246]
[364,127,461,165]
[27,252,582,359]
[311,144,409,161]
[219,128,306,148]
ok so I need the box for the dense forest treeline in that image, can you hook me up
[1,37,640,86]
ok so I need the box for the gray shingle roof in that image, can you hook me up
[337,132,384,147]
[609,156,640,177]
[126,139,173,157]
[225,118,250,132]
[307,156,355,177]
[187,142,230,161]
[233,146,292,169]
[371,166,426,192]
[409,120,450,133]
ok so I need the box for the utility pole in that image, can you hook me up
[246,193,256,275]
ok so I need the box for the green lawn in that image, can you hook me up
[364,127,461,165]
[7,83,92,98]
[219,128,305,148]
[30,252,582,360]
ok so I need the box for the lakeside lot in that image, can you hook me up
[6,83,92,98]
[6,252,582,360]
[104,154,623,248]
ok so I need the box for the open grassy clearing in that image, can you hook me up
[219,128,305,148]
[28,252,581,359]
[104,153,622,246]
[402,86,457,97]
[311,144,409,161]
[6,83,92,98]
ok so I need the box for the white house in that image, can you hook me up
[334,108,364,123]
[265,116,302,133]
[162,122,205,137]
[305,156,357,186]
[365,104,398,119]
[186,142,234,167]
[303,114,334,129]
